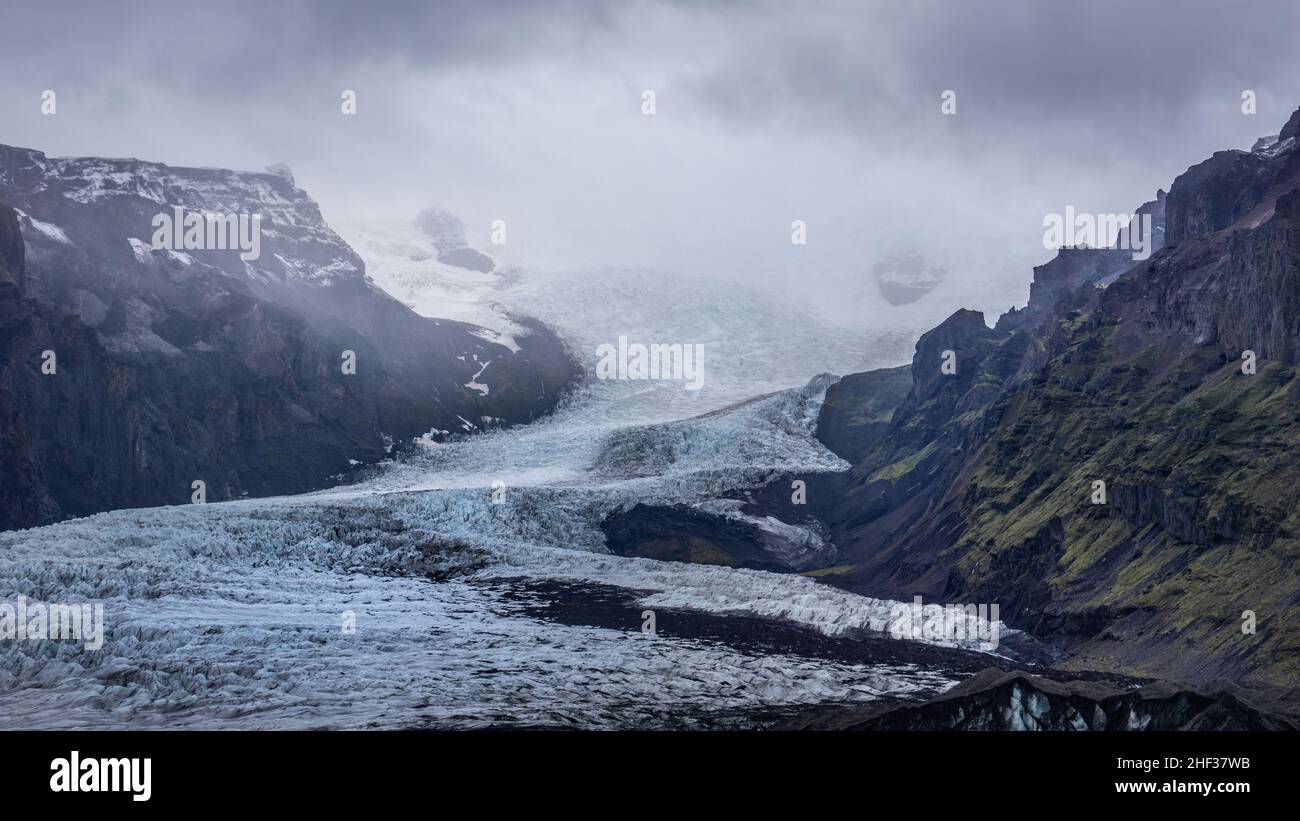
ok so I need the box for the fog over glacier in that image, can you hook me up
[3,1,1299,324]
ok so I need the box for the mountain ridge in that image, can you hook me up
[0,143,579,530]
[809,107,1300,686]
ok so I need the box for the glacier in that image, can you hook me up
[0,222,1008,728]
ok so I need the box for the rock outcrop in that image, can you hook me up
[0,199,22,290]
[602,502,836,571]
[815,364,911,464]
[415,206,496,272]
[783,669,1300,731]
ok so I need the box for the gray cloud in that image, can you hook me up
[2,0,1298,326]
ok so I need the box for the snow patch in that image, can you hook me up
[464,358,491,396]
[16,209,73,245]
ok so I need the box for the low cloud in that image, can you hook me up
[2,0,1297,324]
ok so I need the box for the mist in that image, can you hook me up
[3,0,1299,326]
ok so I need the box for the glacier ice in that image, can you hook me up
[0,244,1003,728]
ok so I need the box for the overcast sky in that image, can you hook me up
[2,0,1299,325]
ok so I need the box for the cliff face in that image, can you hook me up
[0,285,134,528]
[0,199,22,289]
[0,198,143,527]
[814,108,1300,687]
[815,364,911,464]
[0,146,579,529]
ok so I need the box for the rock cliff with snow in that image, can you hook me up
[0,145,578,528]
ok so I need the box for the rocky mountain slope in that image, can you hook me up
[810,107,1300,687]
[0,145,578,530]
[599,108,1300,689]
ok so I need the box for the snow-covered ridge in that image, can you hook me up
[1251,133,1297,159]
[1,145,363,286]
[1,147,298,208]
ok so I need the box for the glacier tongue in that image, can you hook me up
[0,255,987,729]
[0,497,956,729]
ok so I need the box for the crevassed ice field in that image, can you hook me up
[0,222,1004,729]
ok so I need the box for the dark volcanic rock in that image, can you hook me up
[1,282,135,527]
[1165,150,1279,245]
[602,502,834,571]
[1281,108,1300,144]
[436,245,495,273]
[0,198,22,290]
[815,364,911,464]
[783,669,1300,731]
